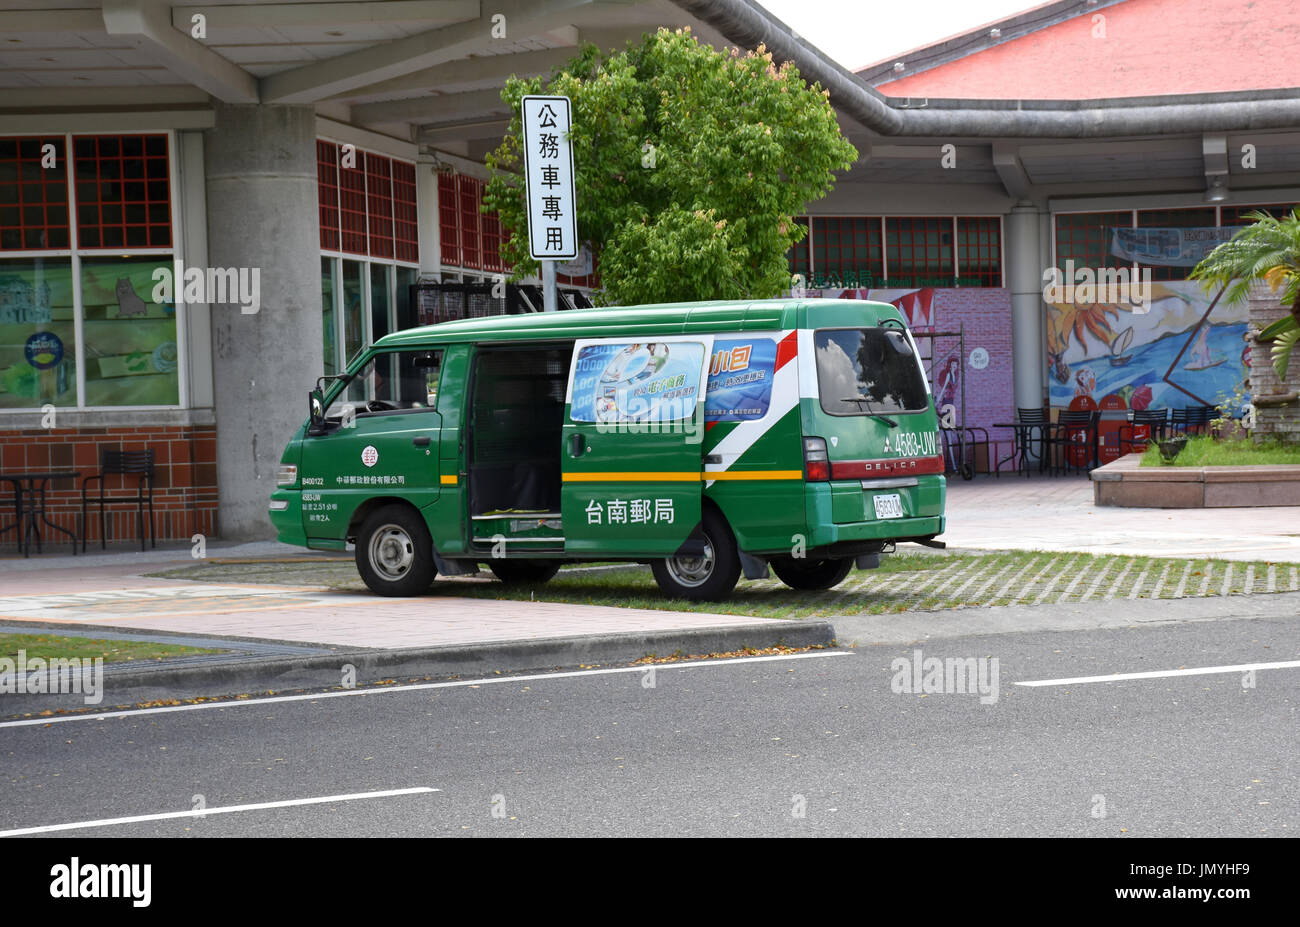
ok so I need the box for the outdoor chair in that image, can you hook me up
[1117,408,1170,455]
[81,448,156,551]
[1170,405,1216,436]
[996,406,1051,476]
[1049,410,1100,474]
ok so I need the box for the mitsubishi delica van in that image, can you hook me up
[269,299,946,601]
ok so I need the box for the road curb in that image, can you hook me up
[1,620,836,715]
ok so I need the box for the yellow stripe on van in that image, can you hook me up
[702,470,803,481]
[440,474,458,485]
[562,471,702,482]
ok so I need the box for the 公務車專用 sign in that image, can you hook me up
[521,95,578,261]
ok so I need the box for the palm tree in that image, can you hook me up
[1189,209,1300,378]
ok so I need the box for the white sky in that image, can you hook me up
[753,0,1044,71]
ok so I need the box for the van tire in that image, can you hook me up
[355,504,435,597]
[488,560,561,585]
[770,556,853,591]
[651,508,741,601]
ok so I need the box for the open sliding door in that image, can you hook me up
[560,336,714,555]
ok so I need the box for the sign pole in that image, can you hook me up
[542,260,558,312]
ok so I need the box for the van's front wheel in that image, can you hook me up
[651,509,741,601]
[355,504,435,597]
[770,556,853,591]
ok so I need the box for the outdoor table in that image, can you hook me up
[0,470,80,557]
[992,422,1050,477]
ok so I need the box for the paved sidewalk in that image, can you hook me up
[944,473,1300,562]
[0,562,771,650]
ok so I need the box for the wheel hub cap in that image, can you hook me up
[370,524,414,580]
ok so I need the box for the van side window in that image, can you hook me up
[324,349,443,419]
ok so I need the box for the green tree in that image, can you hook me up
[1190,209,1300,377]
[483,27,857,306]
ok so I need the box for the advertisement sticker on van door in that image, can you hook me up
[706,338,776,422]
[570,341,704,426]
[562,335,713,556]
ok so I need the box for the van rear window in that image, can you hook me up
[814,328,928,416]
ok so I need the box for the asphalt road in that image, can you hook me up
[1,613,1296,838]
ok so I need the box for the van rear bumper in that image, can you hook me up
[807,515,944,549]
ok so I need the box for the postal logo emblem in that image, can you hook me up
[361,445,379,468]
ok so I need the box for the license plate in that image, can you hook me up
[872,493,903,519]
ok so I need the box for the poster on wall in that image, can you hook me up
[1045,279,1248,413]
[570,341,705,423]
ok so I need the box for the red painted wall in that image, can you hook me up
[872,0,1300,100]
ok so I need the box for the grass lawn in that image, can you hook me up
[1141,435,1300,467]
[0,632,226,665]
[152,549,1299,620]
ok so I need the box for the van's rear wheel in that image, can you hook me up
[489,559,561,585]
[651,508,740,601]
[770,556,853,591]
[355,504,435,597]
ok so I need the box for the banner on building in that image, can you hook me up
[1110,227,1235,267]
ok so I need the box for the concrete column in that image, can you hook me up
[1006,201,1046,412]
[205,103,322,539]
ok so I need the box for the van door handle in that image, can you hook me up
[412,436,431,447]
[704,454,722,464]
[569,433,586,456]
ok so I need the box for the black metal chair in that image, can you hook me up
[1117,408,1170,455]
[1170,405,1216,436]
[1007,406,1050,475]
[81,449,156,551]
[1049,410,1101,474]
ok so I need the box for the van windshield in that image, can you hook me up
[814,328,928,416]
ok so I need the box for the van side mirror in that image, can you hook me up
[308,388,325,434]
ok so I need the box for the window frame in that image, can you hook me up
[0,129,188,413]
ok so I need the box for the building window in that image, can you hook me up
[1129,207,1213,281]
[956,217,1002,287]
[316,140,340,252]
[1055,211,1133,271]
[392,161,418,264]
[1,133,180,410]
[365,153,394,260]
[886,217,952,286]
[316,140,417,261]
[73,134,171,249]
[438,171,505,275]
[0,257,75,409]
[338,153,367,255]
[814,217,882,286]
[79,255,178,406]
[1220,203,1296,225]
[316,140,420,383]
[437,172,459,267]
[0,137,69,251]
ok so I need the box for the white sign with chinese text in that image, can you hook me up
[521,95,578,261]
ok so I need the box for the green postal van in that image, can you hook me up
[269,298,946,601]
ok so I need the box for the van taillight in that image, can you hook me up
[803,437,830,481]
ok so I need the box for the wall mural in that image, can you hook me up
[1045,279,1248,414]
